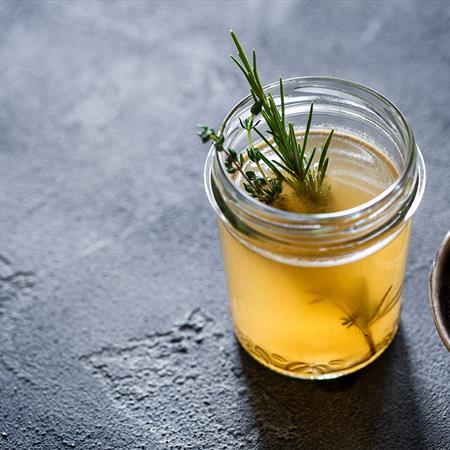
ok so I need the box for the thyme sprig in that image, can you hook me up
[198,125,281,204]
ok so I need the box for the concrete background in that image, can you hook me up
[0,1,449,448]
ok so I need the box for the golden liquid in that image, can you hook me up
[220,131,410,378]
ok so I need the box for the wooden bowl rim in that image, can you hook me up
[429,231,450,352]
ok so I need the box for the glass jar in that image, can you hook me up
[204,77,425,379]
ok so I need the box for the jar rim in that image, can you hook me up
[210,76,422,225]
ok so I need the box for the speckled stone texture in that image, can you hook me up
[0,1,449,449]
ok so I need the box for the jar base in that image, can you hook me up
[235,325,398,380]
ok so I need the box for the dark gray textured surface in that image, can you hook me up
[0,1,449,449]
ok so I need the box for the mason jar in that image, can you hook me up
[204,77,425,379]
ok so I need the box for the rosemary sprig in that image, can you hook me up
[311,279,403,357]
[230,30,334,201]
[198,31,334,206]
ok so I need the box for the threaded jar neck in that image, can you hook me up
[205,77,425,266]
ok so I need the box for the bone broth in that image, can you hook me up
[219,131,410,378]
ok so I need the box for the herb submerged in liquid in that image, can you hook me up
[198,31,334,206]
[220,221,410,377]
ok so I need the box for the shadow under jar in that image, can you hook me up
[205,77,425,379]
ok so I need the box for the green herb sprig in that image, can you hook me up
[230,30,334,201]
[198,125,282,204]
[198,31,334,206]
